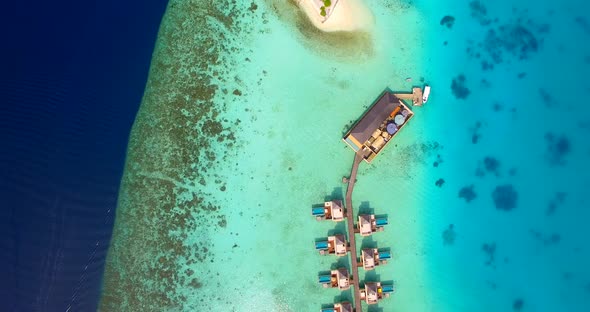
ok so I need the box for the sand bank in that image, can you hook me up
[297,0,374,32]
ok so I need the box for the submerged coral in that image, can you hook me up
[459,184,477,202]
[482,242,496,266]
[469,1,490,26]
[492,184,518,211]
[546,192,567,215]
[442,224,456,245]
[530,229,562,246]
[513,298,524,310]
[544,133,570,166]
[465,3,549,68]
[451,74,470,99]
[440,15,456,28]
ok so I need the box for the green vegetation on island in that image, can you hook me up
[320,0,332,17]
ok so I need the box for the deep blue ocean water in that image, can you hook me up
[0,1,167,311]
[418,0,590,310]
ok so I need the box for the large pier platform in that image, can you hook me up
[342,90,416,163]
[318,87,428,311]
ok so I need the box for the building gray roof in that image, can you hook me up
[348,92,400,144]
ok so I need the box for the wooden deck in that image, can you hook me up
[393,87,423,106]
[345,151,365,312]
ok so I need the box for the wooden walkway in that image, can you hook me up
[394,87,423,106]
[345,151,365,312]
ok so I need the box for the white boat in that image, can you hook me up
[422,85,431,104]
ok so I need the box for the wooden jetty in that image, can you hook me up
[344,151,364,312]
[317,86,426,310]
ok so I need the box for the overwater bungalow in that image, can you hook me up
[312,200,345,222]
[343,90,415,163]
[320,302,353,312]
[359,282,394,305]
[357,214,388,236]
[360,248,391,270]
[318,267,350,290]
[315,234,348,256]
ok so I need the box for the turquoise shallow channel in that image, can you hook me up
[100,0,590,311]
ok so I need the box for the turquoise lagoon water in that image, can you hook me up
[101,0,590,311]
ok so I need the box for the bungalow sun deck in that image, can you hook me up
[360,282,394,305]
[318,267,350,290]
[315,234,348,256]
[356,214,388,237]
[312,200,345,222]
[343,90,416,163]
[320,302,353,312]
[360,248,392,270]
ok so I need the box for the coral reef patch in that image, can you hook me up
[492,184,518,211]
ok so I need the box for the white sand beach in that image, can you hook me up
[298,0,374,32]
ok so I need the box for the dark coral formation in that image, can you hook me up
[492,102,503,112]
[470,121,483,144]
[484,24,540,62]
[483,156,500,176]
[466,2,549,69]
[538,88,556,107]
[451,74,470,99]
[513,298,524,310]
[544,133,570,166]
[459,185,477,203]
[249,1,258,12]
[396,142,443,174]
[492,184,518,211]
[435,178,445,187]
[440,15,456,28]
[508,168,517,176]
[574,16,590,35]
[476,156,500,178]
[469,1,490,26]
[530,229,562,246]
[486,280,498,289]
[433,154,443,167]
[546,191,566,215]
[442,224,456,245]
[482,242,496,266]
